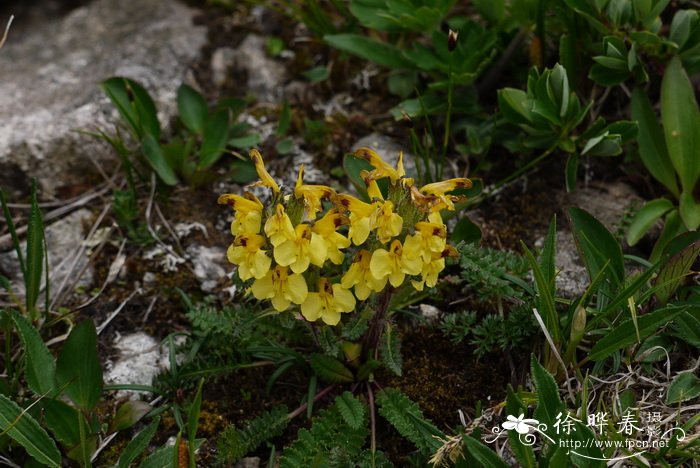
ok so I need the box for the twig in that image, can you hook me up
[532,307,574,401]
[0,15,13,50]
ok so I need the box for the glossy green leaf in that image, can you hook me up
[101,77,160,140]
[588,306,685,360]
[630,88,679,196]
[666,372,700,404]
[177,84,208,135]
[25,180,44,318]
[661,56,700,194]
[55,320,104,410]
[199,110,230,169]
[309,354,353,383]
[679,190,700,230]
[627,198,674,246]
[10,311,55,396]
[498,88,532,125]
[324,34,414,69]
[119,417,160,468]
[0,394,61,467]
[142,135,178,186]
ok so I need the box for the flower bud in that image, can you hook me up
[448,29,459,52]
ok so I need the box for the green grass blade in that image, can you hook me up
[0,189,26,279]
[0,394,61,467]
[25,179,45,320]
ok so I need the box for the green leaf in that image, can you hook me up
[0,394,61,467]
[142,135,178,185]
[110,400,152,433]
[473,0,505,23]
[679,190,700,230]
[655,238,700,303]
[631,88,679,196]
[55,320,104,410]
[379,323,403,376]
[0,188,26,279]
[666,372,700,404]
[627,198,674,246]
[302,65,330,83]
[451,216,482,244]
[498,88,532,125]
[334,392,366,430]
[43,399,83,447]
[565,152,578,192]
[324,34,414,69]
[101,77,160,140]
[10,311,55,396]
[119,417,160,468]
[25,179,45,318]
[568,207,624,287]
[522,244,558,344]
[462,435,509,468]
[275,138,295,155]
[530,354,564,429]
[309,354,353,383]
[588,305,686,360]
[199,110,230,170]
[177,84,208,135]
[229,133,261,149]
[343,154,374,200]
[277,100,291,137]
[661,56,700,194]
[672,310,700,346]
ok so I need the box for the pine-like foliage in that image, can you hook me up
[459,243,529,301]
[217,405,289,463]
[279,401,369,467]
[376,388,444,456]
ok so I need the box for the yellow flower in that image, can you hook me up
[274,224,326,273]
[354,147,401,182]
[336,194,375,245]
[372,200,403,243]
[250,149,280,193]
[369,239,422,288]
[251,265,308,312]
[227,234,272,280]
[341,250,387,300]
[264,204,296,247]
[411,257,446,291]
[301,278,356,326]
[419,178,472,210]
[403,221,447,263]
[294,165,336,220]
[312,208,350,264]
[218,193,264,235]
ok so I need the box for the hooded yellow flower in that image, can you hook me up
[251,265,308,312]
[264,204,296,247]
[372,200,403,243]
[354,147,401,183]
[301,278,356,326]
[227,234,272,280]
[274,224,326,273]
[369,239,422,288]
[419,178,472,210]
[294,165,336,220]
[218,193,263,235]
[250,149,280,193]
[312,208,350,264]
[341,250,388,300]
[403,221,447,263]
[336,194,375,245]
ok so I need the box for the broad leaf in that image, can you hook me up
[55,320,104,410]
[655,237,700,303]
[309,354,353,383]
[666,372,700,404]
[43,399,83,446]
[142,134,178,186]
[177,84,208,134]
[627,198,674,246]
[324,34,414,69]
[199,110,230,170]
[462,435,509,468]
[10,311,55,396]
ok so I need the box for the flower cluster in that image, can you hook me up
[219,148,470,326]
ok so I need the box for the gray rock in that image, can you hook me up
[0,0,206,196]
[104,332,163,400]
[210,47,236,88]
[186,244,227,292]
[352,133,417,178]
[537,231,589,298]
[235,457,261,468]
[419,304,442,322]
[232,34,286,103]
[565,181,641,239]
[0,208,94,299]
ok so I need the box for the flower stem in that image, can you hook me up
[362,287,394,358]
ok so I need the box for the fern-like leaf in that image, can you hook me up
[376,388,444,455]
[335,392,366,430]
[217,405,289,462]
[379,323,403,376]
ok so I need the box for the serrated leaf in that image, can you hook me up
[309,354,353,383]
[377,388,444,455]
[627,198,674,246]
[55,320,103,410]
[10,311,55,396]
[661,57,700,194]
[118,417,160,468]
[379,323,403,376]
[177,84,208,135]
[335,392,366,430]
[530,354,564,432]
[666,372,700,404]
[0,394,61,467]
[588,305,685,360]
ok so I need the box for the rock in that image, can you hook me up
[0,208,94,299]
[565,181,641,239]
[0,0,206,196]
[534,231,588,298]
[235,457,261,468]
[210,47,236,88]
[104,332,164,399]
[186,244,227,292]
[231,34,286,103]
[419,304,442,322]
[352,133,417,178]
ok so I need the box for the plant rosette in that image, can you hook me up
[218,147,470,328]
